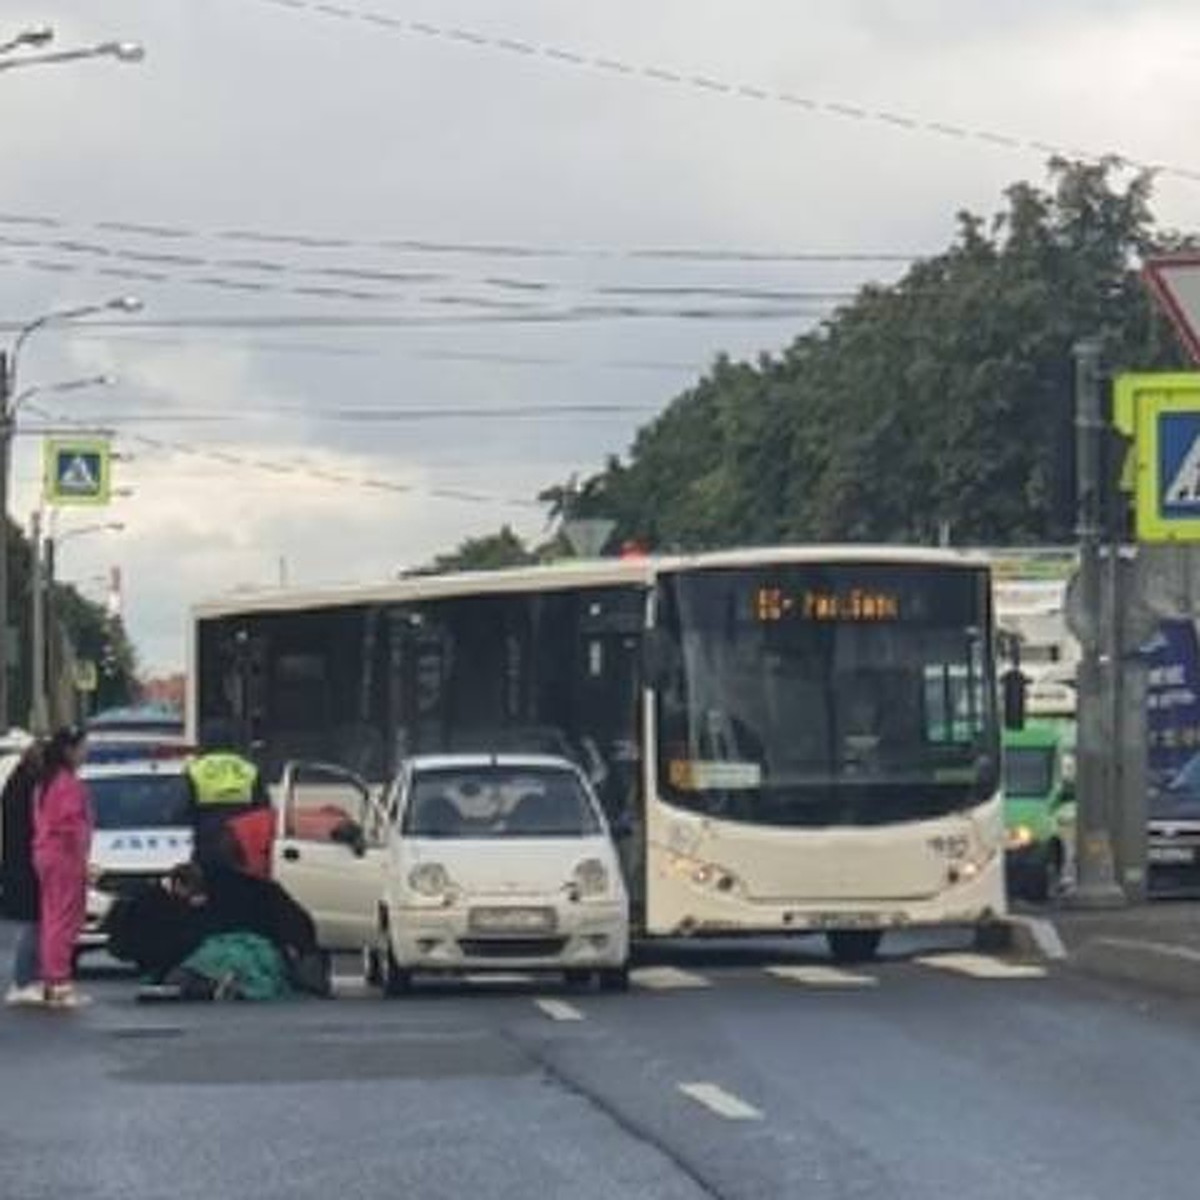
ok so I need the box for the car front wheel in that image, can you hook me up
[597,966,630,992]
[383,945,411,998]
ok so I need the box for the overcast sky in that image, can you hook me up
[3,0,1198,672]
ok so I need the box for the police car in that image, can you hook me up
[80,758,193,956]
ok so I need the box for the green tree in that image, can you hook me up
[556,160,1189,550]
[411,525,537,575]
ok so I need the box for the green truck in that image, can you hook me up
[1003,720,1076,902]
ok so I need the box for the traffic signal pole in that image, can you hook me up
[1072,338,1126,907]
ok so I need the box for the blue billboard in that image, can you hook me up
[1142,619,1200,786]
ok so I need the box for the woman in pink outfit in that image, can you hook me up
[33,727,92,1009]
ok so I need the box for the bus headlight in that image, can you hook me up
[1007,825,1035,850]
[408,863,453,897]
[573,858,610,898]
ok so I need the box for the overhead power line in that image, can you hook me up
[0,304,840,334]
[24,401,540,509]
[247,0,1200,186]
[46,403,662,425]
[0,211,929,266]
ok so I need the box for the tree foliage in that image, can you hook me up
[558,160,1191,549]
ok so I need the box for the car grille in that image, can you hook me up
[457,938,568,959]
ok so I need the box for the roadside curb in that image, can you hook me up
[1072,936,1200,998]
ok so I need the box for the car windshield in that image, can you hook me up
[1003,747,1055,798]
[89,774,191,831]
[654,563,999,827]
[402,766,601,838]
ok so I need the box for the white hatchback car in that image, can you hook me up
[363,754,629,993]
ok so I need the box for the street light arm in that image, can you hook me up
[0,26,54,56]
[0,41,144,73]
[57,522,125,545]
[7,299,138,392]
[11,373,113,414]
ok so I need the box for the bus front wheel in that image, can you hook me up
[826,930,883,964]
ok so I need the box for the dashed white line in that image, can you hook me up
[535,998,585,1022]
[767,965,878,988]
[678,1082,762,1121]
[631,966,712,990]
[916,953,1046,980]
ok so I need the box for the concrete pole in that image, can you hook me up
[1072,338,1126,906]
[28,509,47,735]
[0,352,11,733]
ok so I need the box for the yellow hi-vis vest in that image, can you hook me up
[186,753,259,808]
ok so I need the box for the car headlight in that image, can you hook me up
[573,858,610,898]
[408,863,452,896]
[1007,825,1035,850]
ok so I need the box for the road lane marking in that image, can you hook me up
[916,953,1046,980]
[463,973,535,985]
[767,965,878,988]
[535,998,585,1021]
[678,1082,762,1121]
[1007,914,1067,960]
[631,966,711,990]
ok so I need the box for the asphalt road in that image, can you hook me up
[2,925,1198,1200]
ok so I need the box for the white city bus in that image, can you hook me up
[189,546,1005,959]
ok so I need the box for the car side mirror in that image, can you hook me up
[611,811,634,840]
[330,819,367,857]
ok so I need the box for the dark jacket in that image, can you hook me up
[104,870,318,980]
[0,754,41,921]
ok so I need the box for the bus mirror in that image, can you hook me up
[1002,669,1027,731]
[642,630,671,688]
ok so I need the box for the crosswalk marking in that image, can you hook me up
[535,998,585,1021]
[631,966,712,990]
[767,964,878,988]
[915,953,1046,980]
[678,1082,763,1121]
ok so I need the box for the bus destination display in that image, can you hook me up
[754,586,901,624]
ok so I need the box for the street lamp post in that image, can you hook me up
[32,518,124,732]
[0,297,140,731]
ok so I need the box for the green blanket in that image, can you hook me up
[179,932,292,1002]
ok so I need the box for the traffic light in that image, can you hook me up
[1100,424,1135,541]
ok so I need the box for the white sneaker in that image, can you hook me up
[44,985,91,1010]
[4,983,46,1007]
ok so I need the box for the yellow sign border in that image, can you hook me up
[1127,378,1200,541]
[43,437,112,508]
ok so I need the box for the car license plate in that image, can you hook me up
[1149,846,1197,865]
[468,906,556,933]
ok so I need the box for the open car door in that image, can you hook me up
[273,761,387,951]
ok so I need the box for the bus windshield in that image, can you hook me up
[654,563,999,827]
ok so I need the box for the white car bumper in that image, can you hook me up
[386,898,628,971]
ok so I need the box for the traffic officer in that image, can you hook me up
[184,743,270,871]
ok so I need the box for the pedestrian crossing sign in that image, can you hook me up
[43,437,112,507]
[1116,373,1200,541]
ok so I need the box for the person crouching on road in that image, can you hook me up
[185,742,270,872]
[33,727,93,1010]
[2,741,45,1006]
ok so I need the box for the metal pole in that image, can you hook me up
[29,509,46,734]
[0,352,10,733]
[44,533,58,727]
[1072,338,1125,906]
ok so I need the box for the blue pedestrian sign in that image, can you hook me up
[1117,374,1200,542]
[43,437,112,507]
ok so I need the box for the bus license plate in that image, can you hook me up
[469,907,556,933]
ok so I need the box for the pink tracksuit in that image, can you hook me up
[33,768,93,985]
